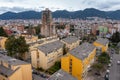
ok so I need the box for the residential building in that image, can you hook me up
[61,36,80,50]
[98,26,108,37]
[93,38,109,52]
[61,42,96,80]
[74,24,92,39]
[48,69,77,80]
[31,40,64,70]
[0,54,32,80]
[0,37,7,49]
[28,36,59,47]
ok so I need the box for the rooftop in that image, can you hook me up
[48,69,77,80]
[70,42,95,60]
[95,38,109,46]
[32,74,46,80]
[0,65,15,77]
[27,40,44,45]
[37,40,64,55]
[0,54,29,66]
[62,36,79,44]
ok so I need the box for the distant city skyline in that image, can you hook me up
[0,0,120,14]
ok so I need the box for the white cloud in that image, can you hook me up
[0,0,120,14]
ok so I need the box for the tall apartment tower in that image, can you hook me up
[41,8,53,37]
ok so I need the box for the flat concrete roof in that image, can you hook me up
[95,38,109,46]
[70,42,95,60]
[27,40,44,45]
[48,69,77,80]
[37,40,64,55]
[62,36,79,44]
[0,65,14,77]
[0,54,29,66]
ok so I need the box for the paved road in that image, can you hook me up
[109,54,120,80]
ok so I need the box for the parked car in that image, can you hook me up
[110,60,112,63]
[106,69,110,73]
[110,57,113,60]
[108,63,112,67]
[117,60,120,65]
[104,73,109,80]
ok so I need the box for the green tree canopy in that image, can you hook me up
[5,36,29,60]
[92,63,103,72]
[34,25,41,35]
[16,36,29,54]
[5,36,16,56]
[98,52,110,64]
[111,31,120,43]
[0,27,8,37]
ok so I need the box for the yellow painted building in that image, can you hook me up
[0,37,7,49]
[93,38,109,52]
[28,36,59,46]
[22,35,38,43]
[61,42,96,80]
[31,40,64,70]
[61,36,80,50]
[0,54,32,80]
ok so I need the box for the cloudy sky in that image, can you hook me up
[0,0,120,14]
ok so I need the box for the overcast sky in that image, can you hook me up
[0,0,120,14]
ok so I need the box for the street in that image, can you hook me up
[109,53,120,80]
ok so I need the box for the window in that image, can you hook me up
[69,59,72,73]
[37,53,39,58]
[47,58,54,63]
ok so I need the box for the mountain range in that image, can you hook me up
[0,8,120,20]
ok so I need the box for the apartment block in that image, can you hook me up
[0,54,32,80]
[31,40,64,70]
[0,37,7,49]
[93,38,109,52]
[61,36,80,50]
[61,42,96,80]
[74,25,92,38]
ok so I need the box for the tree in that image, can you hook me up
[98,52,110,64]
[38,34,45,39]
[34,25,41,35]
[110,32,120,43]
[46,61,61,74]
[5,36,29,60]
[16,36,29,60]
[0,27,8,37]
[5,36,16,56]
[92,63,103,73]
[70,25,74,32]
[56,25,65,29]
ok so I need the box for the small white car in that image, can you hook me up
[108,63,112,67]
[110,60,112,63]
[106,69,110,73]
[117,60,120,65]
